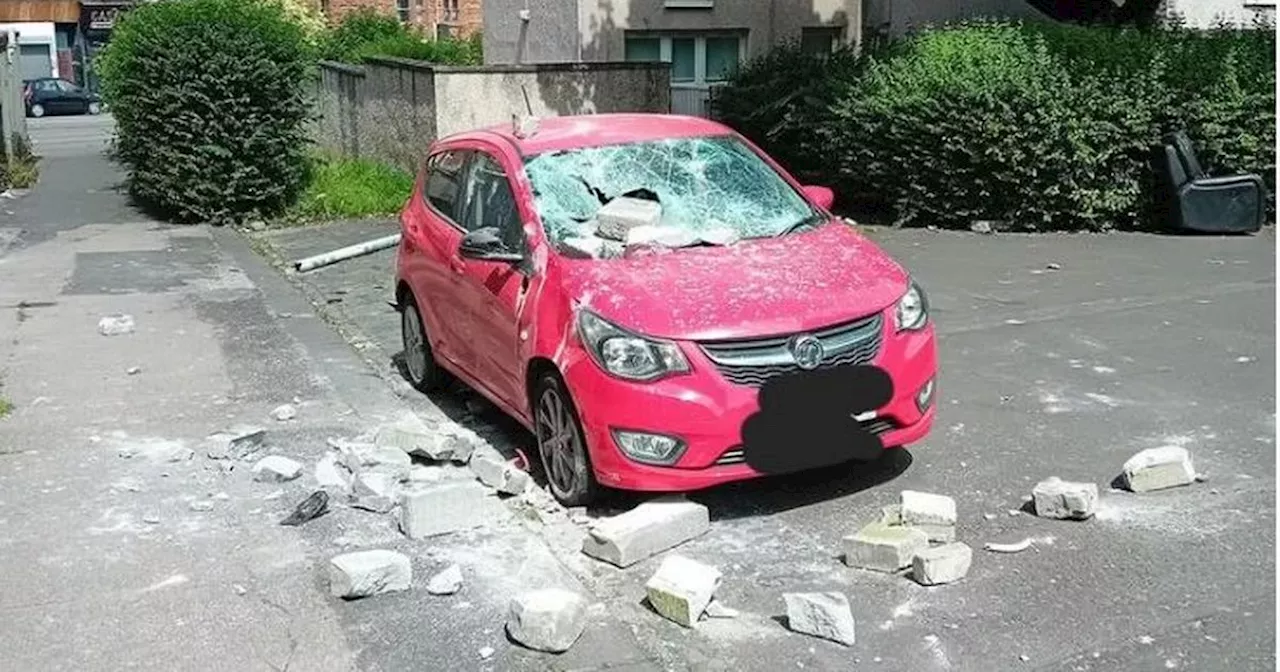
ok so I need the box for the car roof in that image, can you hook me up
[442,113,737,157]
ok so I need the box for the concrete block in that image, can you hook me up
[351,469,400,513]
[328,550,411,599]
[399,480,507,539]
[901,490,957,526]
[470,455,531,495]
[252,455,303,482]
[1122,446,1195,492]
[315,453,351,493]
[644,555,722,628]
[880,503,902,525]
[843,522,929,573]
[910,523,956,544]
[506,589,588,653]
[581,496,710,568]
[98,314,135,336]
[375,424,450,461]
[426,564,463,595]
[911,542,973,586]
[1032,477,1099,520]
[783,592,856,646]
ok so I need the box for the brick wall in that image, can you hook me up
[324,0,483,38]
[324,0,397,25]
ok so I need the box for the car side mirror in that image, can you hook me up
[802,185,835,211]
[459,226,523,263]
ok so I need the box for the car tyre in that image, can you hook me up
[87,101,101,115]
[533,372,600,507]
[399,293,446,393]
[29,104,43,118]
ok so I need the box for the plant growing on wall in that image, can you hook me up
[97,0,316,225]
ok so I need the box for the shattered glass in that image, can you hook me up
[522,135,815,257]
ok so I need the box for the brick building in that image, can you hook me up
[324,0,482,39]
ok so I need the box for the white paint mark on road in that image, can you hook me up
[1092,365,1116,374]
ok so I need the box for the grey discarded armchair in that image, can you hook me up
[1150,130,1266,234]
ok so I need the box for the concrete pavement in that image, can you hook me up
[0,115,658,671]
[256,217,1276,671]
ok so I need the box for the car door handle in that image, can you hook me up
[450,258,465,274]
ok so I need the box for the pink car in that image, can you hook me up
[395,113,937,505]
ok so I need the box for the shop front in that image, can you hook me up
[78,0,132,92]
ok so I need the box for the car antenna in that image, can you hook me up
[512,85,539,138]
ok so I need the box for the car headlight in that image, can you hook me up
[576,309,690,381]
[895,281,929,331]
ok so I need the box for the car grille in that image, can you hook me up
[713,417,899,466]
[697,313,884,388]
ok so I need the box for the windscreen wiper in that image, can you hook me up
[776,212,826,237]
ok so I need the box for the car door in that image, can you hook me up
[55,80,88,113]
[53,80,84,113]
[401,148,477,374]
[32,79,58,112]
[451,148,533,410]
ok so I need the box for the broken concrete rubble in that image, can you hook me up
[470,455,531,495]
[252,455,303,482]
[331,438,411,476]
[644,554,722,629]
[426,564,464,595]
[595,196,662,241]
[581,496,710,568]
[375,422,453,461]
[901,491,957,526]
[409,464,445,482]
[271,404,297,422]
[1032,477,1098,520]
[783,592,856,647]
[900,490,958,542]
[843,521,929,573]
[399,480,507,539]
[351,469,400,513]
[328,549,412,599]
[1122,446,1196,492]
[206,426,266,460]
[506,588,589,653]
[912,542,973,586]
[98,314,135,336]
[880,504,902,525]
[315,453,351,493]
[703,599,739,619]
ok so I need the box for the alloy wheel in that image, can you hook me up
[401,304,428,384]
[535,384,583,498]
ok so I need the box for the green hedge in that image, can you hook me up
[710,41,863,185]
[98,0,315,224]
[717,20,1275,231]
[319,9,482,65]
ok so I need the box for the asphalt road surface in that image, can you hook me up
[262,213,1277,671]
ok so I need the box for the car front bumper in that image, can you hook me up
[559,308,939,492]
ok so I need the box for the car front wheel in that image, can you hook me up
[399,294,445,392]
[87,101,101,115]
[533,372,599,506]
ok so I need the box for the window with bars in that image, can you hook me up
[442,0,459,22]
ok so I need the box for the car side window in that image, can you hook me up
[459,153,524,253]
[422,150,469,221]
[55,80,78,93]
[35,80,56,92]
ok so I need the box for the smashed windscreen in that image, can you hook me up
[522,135,816,258]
